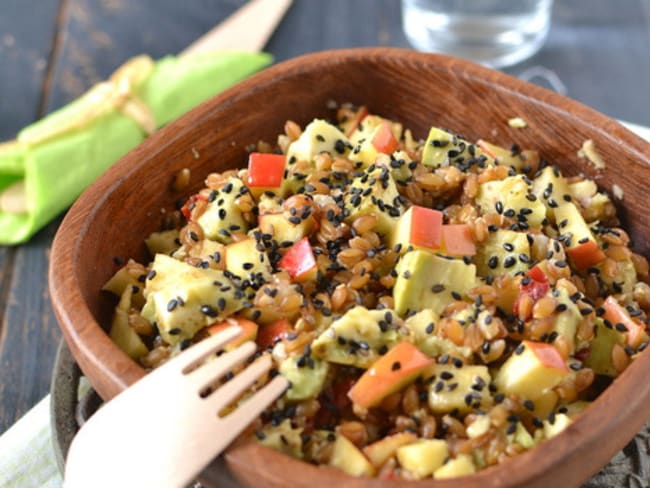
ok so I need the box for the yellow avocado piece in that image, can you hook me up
[396,439,448,479]
[393,250,477,317]
[329,434,375,477]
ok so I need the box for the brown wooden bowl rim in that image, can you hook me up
[49,47,650,487]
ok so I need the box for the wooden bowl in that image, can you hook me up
[50,48,650,487]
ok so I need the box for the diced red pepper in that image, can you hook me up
[566,240,606,270]
[278,237,318,282]
[256,318,293,350]
[247,152,286,188]
[371,122,399,154]
[440,224,476,256]
[513,265,550,318]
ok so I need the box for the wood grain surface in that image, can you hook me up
[0,0,649,444]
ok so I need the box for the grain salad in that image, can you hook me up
[103,103,650,480]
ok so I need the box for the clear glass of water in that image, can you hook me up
[401,0,554,68]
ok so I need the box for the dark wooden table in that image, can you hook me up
[0,0,649,437]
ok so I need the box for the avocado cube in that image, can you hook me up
[393,250,477,317]
[532,166,572,219]
[279,354,329,401]
[225,237,272,284]
[476,229,530,277]
[348,115,402,168]
[287,119,350,164]
[552,202,596,248]
[433,454,476,479]
[344,165,404,237]
[109,286,148,360]
[258,419,304,459]
[329,434,375,477]
[494,340,569,401]
[396,439,448,479]
[144,229,180,256]
[584,318,625,377]
[542,413,572,439]
[311,306,409,369]
[141,254,244,345]
[421,127,488,169]
[196,176,249,244]
[258,211,316,245]
[404,309,473,359]
[476,175,546,229]
[102,259,146,308]
[426,364,493,414]
[551,285,582,354]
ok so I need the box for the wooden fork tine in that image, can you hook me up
[222,374,290,429]
[178,325,242,373]
[202,354,273,414]
[186,340,257,392]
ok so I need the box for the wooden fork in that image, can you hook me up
[64,326,288,488]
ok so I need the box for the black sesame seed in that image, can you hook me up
[615,322,628,332]
[200,304,218,317]
[431,284,445,293]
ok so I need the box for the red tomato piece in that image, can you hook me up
[278,237,317,282]
[409,206,443,249]
[247,153,286,188]
[371,122,399,154]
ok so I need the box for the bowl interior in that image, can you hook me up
[50,48,650,487]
